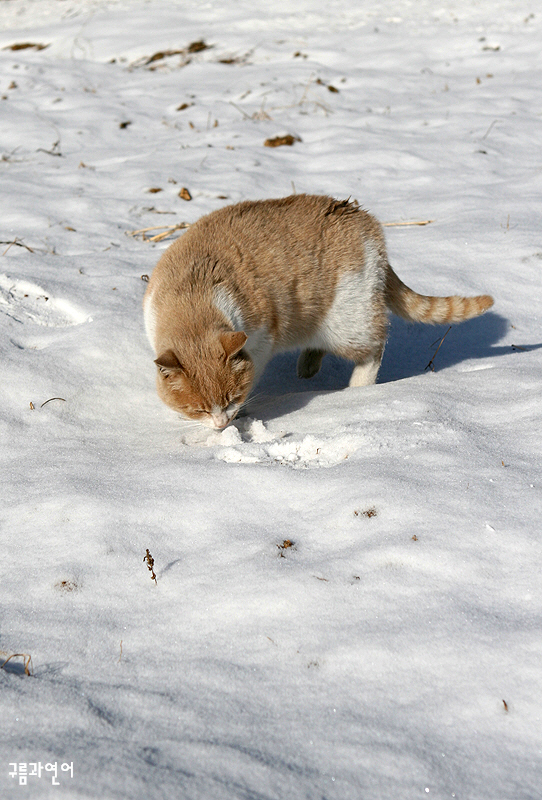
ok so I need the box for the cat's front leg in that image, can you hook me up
[297,348,326,379]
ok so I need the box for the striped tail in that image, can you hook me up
[385,265,494,324]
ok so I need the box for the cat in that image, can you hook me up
[143,194,493,429]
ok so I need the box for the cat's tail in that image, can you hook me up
[385,265,494,324]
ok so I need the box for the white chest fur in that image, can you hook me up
[143,289,157,351]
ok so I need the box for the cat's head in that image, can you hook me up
[154,331,254,429]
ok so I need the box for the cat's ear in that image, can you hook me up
[155,350,184,377]
[219,331,248,359]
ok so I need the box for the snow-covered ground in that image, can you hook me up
[1,1,541,797]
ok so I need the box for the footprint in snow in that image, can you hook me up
[0,274,90,328]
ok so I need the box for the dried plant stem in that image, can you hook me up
[1,652,33,676]
[127,222,190,242]
[229,101,251,119]
[128,219,431,243]
[40,397,66,408]
[144,549,157,583]
[1,238,35,255]
[382,220,433,227]
[425,326,452,372]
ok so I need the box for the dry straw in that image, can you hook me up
[143,549,157,584]
[1,651,33,676]
[127,222,190,242]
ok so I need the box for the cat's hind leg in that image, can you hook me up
[348,347,384,387]
[297,348,326,379]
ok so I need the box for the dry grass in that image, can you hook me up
[382,220,433,227]
[3,42,49,51]
[125,210,432,246]
[425,326,452,372]
[131,40,212,70]
[1,238,34,255]
[127,222,190,242]
[41,397,66,408]
[1,651,33,676]
[264,134,301,147]
[277,539,296,557]
[354,507,377,518]
[144,549,157,584]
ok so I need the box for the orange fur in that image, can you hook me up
[143,195,493,427]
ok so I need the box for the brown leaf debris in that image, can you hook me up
[264,135,301,147]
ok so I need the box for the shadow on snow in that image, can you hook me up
[248,312,541,421]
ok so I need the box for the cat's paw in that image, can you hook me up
[296,348,325,379]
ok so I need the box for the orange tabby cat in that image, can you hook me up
[144,195,493,429]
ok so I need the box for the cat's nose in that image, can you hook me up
[212,412,230,429]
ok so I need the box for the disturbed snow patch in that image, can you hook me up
[197,417,358,468]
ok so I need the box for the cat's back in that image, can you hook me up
[151,194,381,286]
[183,193,359,246]
[145,195,385,345]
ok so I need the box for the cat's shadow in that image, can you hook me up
[249,312,540,420]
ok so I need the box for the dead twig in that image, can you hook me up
[277,539,296,558]
[132,40,212,69]
[229,101,252,120]
[354,507,377,518]
[3,42,49,52]
[127,222,190,242]
[40,397,66,408]
[382,220,434,227]
[229,101,272,121]
[1,652,33,676]
[481,119,500,140]
[144,549,157,584]
[37,140,62,157]
[1,238,34,255]
[264,134,301,147]
[425,326,452,372]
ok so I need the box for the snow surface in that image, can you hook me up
[1,0,541,798]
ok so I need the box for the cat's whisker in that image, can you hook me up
[178,417,205,430]
[246,390,263,402]
[236,393,264,417]
[247,393,277,413]
[244,390,265,407]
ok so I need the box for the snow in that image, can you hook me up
[1,0,541,797]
